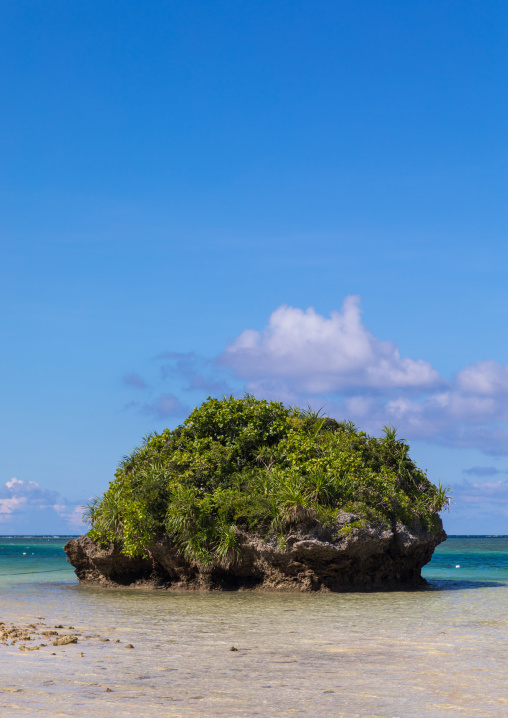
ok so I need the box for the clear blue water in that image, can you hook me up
[0,536,507,717]
[423,535,508,586]
[0,536,77,580]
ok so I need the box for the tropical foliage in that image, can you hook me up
[86,395,449,564]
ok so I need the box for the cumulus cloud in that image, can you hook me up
[0,478,86,531]
[377,364,508,452]
[0,495,27,515]
[317,381,508,454]
[456,360,508,397]
[217,297,508,455]
[123,295,508,455]
[53,504,85,528]
[0,477,58,508]
[222,296,442,395]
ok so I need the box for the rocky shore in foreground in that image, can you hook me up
[0,619,134,654]
[64,515,446,592]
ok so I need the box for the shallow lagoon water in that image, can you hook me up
[1,537,507,717]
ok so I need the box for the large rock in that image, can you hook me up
[64,517,446,592]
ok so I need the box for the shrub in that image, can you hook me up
[86,395,449,562]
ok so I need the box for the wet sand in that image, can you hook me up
[1,584,507,718]
[1,537,507,717]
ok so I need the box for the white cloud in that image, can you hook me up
[217,297,508,455]
[222,296,441,394]
[0,495,27,515]
[323,383,508,454]
[53,503,85,529]
[456,360,508,397]
[3,477,57,501]
[377,364,508,451]
[0,478,87,530]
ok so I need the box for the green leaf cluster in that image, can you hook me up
[86,395,450,563]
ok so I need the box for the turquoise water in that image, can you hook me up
[424,535,508,585]
[1,536,507,717]
[0,536,77,579]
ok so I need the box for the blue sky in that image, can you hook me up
[1,1,507,534]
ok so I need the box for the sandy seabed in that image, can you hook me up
[0,577,507,718]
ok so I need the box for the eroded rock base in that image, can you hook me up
[64,519,446,592]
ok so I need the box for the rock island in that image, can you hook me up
[65,396,447,591]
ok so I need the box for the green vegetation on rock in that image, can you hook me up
[85,395,450,564]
